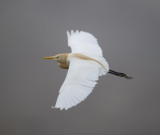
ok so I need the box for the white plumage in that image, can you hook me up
[67,31,109,76]
[67,30,103,57]
[54,31,109,110]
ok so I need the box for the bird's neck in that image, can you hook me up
[57,53,69,69]
[58,63,69,69]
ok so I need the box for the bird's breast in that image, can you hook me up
[58,62,69,69]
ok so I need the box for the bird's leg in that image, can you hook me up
[108,69,133,79]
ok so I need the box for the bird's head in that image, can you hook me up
[43,53,68,63]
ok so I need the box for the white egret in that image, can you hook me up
[43,30,133,110]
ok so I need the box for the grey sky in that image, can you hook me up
[0,0,160,135]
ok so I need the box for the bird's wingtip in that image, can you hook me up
[71,30,74,35]
[51,106,55,109]
[67,30,81,36]
[67,31,70,37]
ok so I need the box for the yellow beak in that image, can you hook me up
[43,56,55,60]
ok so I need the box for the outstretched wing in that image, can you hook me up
[54,31,110,110]
[67,30,103,57]
[54,58,101,110]
[67,30,109,75]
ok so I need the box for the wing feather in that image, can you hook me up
[54,58,100,110]
[67,30,102,56]
[54,31,110,110]
[67,30,109,75]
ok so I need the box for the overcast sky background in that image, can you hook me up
[0,0,160,135]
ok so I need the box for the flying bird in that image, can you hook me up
[43,30,133,110]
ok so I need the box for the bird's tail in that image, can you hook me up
[108,69,133,79]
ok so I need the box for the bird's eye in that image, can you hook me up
[56,56,59,59]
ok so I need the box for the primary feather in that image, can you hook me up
[55,58,100,110]
[67,30,103,56]
[67,30,109,75]
[54,31,109,110]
